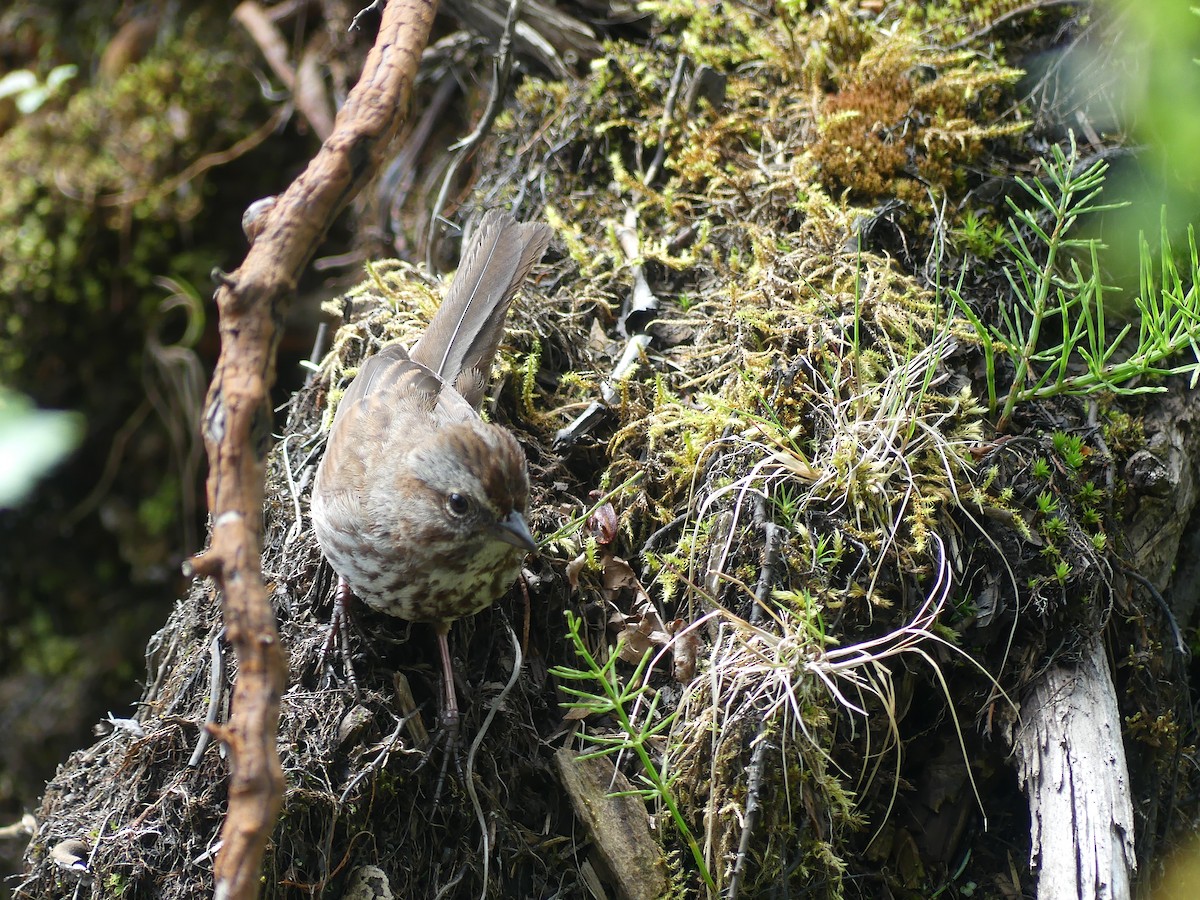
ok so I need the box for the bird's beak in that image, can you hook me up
[494,510,537,552]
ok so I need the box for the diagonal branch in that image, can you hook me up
[186,3,438,899]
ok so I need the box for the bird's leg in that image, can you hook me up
[435,623,460,737]
[429,624,464,801]
[319,575,360,698]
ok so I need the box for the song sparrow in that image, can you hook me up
[311,210,552,726]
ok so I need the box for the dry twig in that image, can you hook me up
[185,3,437,898]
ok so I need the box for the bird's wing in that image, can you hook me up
[328,344,413,432]
[328,343,475,442]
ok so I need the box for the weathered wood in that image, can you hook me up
[1013,634,1136,900]
[554,747,670,900]
[1122,385,1200,615]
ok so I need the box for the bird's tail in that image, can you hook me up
[410,210,552,406]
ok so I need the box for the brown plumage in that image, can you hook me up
[311,210,552,727]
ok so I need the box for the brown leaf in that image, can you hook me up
[614,606,672,664]
[600,554,639,598]
[562,704,592,721]
[667,619,701,683]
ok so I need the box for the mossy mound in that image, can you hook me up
[18,3,1190,899]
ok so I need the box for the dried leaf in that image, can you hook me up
[562,704,593,721]
[614,606,672,663]
[600,554,639,597]
[769,449,820,481]
[566,553,588,589]
[668,620,701,683]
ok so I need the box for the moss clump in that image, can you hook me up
[812,36,1025,202]
[0,26,264,387]
[473,3,1122,894]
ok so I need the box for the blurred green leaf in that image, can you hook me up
[0,389,83,508]
[0,64,77,114]
[0,70,38,99]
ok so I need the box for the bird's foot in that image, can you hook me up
[318,576,361,699]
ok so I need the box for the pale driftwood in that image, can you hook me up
[1009,381,1200,900]
[1112,381,1200,867]
[554,747,670,900]
[1012,634,1136,900]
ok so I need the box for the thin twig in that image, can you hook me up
[643,55,686,187]
[727,725,771,900]
[186,3,437,898]
[189,631,227,767]
[751,501,783,626]
[949,0,1088,50]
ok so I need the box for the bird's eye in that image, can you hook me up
[445,492,470,517]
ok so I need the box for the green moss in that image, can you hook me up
[481,13,1034,880]
[0,20,264,385]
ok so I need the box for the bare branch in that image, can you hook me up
[189,3,439,899]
